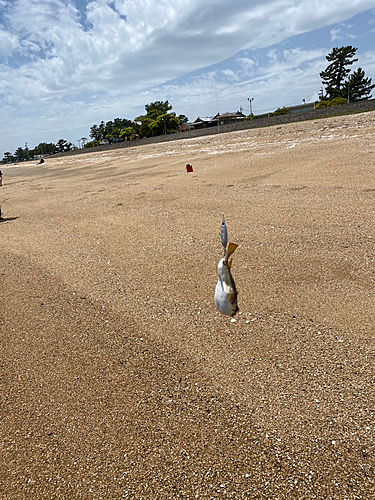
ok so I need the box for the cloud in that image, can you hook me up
[221,69,239,81]
[0,0,374,155]
[330,27,356,41]
[0,28,19,56]
[330,28,343,41]
[148,47,329,120]
[236,57,256,72]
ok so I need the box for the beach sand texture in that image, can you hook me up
[1,112,375,498]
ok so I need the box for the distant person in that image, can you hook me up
[0,170,3,220]
[37,158,44,165]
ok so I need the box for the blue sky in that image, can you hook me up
[0,0,374,156]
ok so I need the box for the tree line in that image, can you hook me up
[1,139,73,164]
[85,101,188,147]
[1,102,188,162]
[2,46,374,163]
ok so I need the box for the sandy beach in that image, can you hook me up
[1,112,375,499]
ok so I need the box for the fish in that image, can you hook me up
[215,242,239,317]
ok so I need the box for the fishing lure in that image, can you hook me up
[220,213,228,256]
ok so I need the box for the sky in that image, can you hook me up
[0,0,375,157]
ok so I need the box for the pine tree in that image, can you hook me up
[346,67,375,102]
[320,46,358,99]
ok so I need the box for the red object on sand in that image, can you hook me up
[186,164,193,172]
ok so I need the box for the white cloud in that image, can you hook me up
[0,28,18,55]
[0,0,374,155]
[221,69,239,80]
[330,28,342,41]
[330,26,357,41]
[236,57,256,71]
[149,47,329,121]
[267,49,278,64]
[357,49,375,77]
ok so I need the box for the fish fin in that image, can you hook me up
[225,242,238,261]
[227,258,232,269]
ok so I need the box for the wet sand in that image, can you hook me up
[1,112,375,498]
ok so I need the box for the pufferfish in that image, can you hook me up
[215,215,239,316]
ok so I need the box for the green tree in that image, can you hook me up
[327,97,347,106]
[273,106,288,116]
[150,114,180,135]
[315,99,329,109]
[113,117,134,130]
[15,147,25,162]
[112,127,120,139]
[33,142,56,155]
[89,121,106,141]
[45,142,57,154]
[178,114,189,126]
[145,101,172,119]
[345,67,375,102]
[316,97,347,108]
[135,101,180,137]
[84,140,100,148]
[105,120,113,137]
[119,127,134,140]
[90,118,138,141]
[320,46,358,99]
[134,116,152,137]
[98,121,106,140]
[56,139,72,152]
[2,152,15,163]
[90,124,101,141]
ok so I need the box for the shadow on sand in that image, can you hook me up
[0,217,19,223]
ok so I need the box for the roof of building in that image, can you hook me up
[194,116,216,123]
[213,111,245,119]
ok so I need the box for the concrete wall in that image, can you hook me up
[55,99,375,158]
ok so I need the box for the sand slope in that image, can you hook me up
[1,112,375,498]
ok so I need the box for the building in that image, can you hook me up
[256,102,317,119]
[255,112,273,119]
[179,123,194,133]
[192,116,218,129]
[213,111,246,125]
[287,101,318,114]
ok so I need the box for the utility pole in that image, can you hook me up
[347,75,351,104]
[247,97,254,117]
